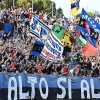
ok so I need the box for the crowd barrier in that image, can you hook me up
[0,73,100,100]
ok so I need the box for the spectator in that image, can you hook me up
[0,7,99,77]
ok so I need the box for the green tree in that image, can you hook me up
[5,0,12,8]
[0,0,54,12]
[16,0,28,7]
[31,0,53,12]
[0,1,6,9]
[88,11,95,17]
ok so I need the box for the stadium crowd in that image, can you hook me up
[0,7,100,77]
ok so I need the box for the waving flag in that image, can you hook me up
[52,23,74,48]
[81,9,100,33]
[30,16,50,40]
[70,0,80,16]
[75,31,98,57]
[76,26,98,47]
[41,33,64,61]
[82,43,97,57]
[75,27,98,57]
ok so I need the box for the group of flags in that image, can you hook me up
[70,0,99,57]
[30,16,64,61]
[30,16,74,61]
[30,1,100,61]
[52,23,74,48]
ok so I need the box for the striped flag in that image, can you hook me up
[30,16,50,41]
[41,33,64,61]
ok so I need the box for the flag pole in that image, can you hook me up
[32,0,33,13]
[13,0,15,8]
[52,2,54,17]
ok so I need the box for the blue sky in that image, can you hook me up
[51,0,100,18]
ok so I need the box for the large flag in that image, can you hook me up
[75,9,100,57]
[70,0,80,16]
[41,33,64,61]
[80,9,100,33]
[30,16,50,41]
[52,23,74,48]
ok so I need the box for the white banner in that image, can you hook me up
[41,33,64,61]
[30,16,50,40]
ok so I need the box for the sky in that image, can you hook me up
[51,0,100,18]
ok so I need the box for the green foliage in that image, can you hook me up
[88,12,95,17]
[32,0,53,12]
[0,1,6,9]
[33,0,44,11]
[0,0,11,9]
[17,0,25,7]
[0,0,53,11]
[0,0,62,18]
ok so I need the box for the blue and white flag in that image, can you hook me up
[41,33,64,61]
[76,26,98,47]
[81,9,100,33]
[30,16,50,40]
